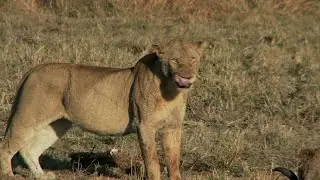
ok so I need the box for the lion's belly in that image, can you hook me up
[64,66,135,135]
[66,87,133,135]
[70,103,132,135]
[75,114,131,135]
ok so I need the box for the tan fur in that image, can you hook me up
[0,39,207,180]
[273,148,320,180]
[14,0,38,10]
[297,148,320,180]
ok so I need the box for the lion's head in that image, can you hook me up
[153,40,207,89]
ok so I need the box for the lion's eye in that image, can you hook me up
[191,58,197,62]
[171,59,178,63]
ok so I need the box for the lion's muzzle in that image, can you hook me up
[174,75,196,88]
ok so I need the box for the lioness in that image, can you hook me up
[273,148,320,180]
[0,39,207,179]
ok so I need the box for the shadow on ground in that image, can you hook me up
[12,150,215,178]
[13,151,144,178]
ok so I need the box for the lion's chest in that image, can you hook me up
[146,94,187,128]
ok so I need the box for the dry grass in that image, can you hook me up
[0,0,319,179]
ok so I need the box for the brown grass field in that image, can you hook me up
[0,0,319,179]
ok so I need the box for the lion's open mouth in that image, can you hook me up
[176,82,192,88]
[174,76,193,88]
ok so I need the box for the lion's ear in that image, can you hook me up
[151,44,163,57]
[195,41,208,54]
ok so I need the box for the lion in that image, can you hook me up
[273,148,320,180]
[0,39,207,180]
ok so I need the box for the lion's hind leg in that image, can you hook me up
[0,120,40,177]
[19,119,72,179]
[0,140,15,176]
[0,110,69,178]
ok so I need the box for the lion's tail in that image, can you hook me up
[273,167,299,180]
[4,64,48,136]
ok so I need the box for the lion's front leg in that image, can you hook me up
[137,124,161,180]
[161,126,182,180]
